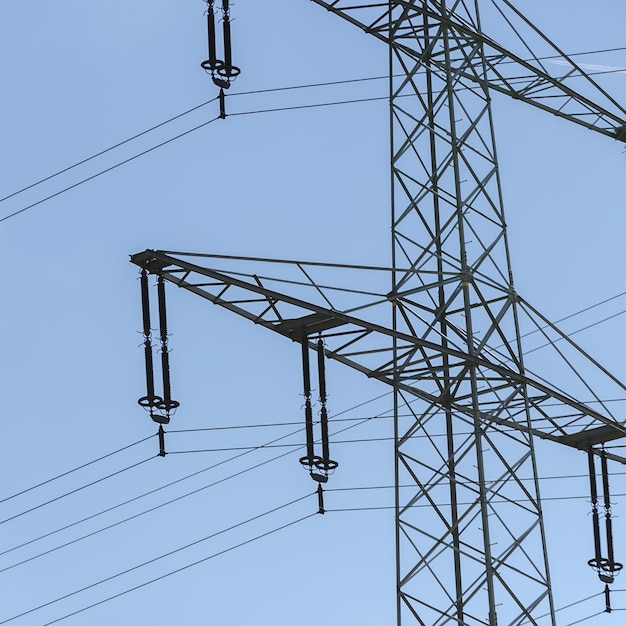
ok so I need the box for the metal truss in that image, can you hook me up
[131,248,626,625]
[311,0,626,141]
[133,1,626,624]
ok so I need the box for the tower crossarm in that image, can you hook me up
[131,249,626,462]
[311,0,626,141]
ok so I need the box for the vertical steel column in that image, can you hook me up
[387,1,554,623]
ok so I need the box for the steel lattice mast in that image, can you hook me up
[132,2,626,624]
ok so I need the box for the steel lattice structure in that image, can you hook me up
[132,2,626,625]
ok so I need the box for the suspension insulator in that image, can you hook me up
[200,1,239,89]
[588,445,623,589]
[140,269,151,337]
[313,338,338,477]
[217,4,241,81]
[154,275,179,422]
[299,334,321,470]
[316,338,327,404]
[138,270,163,410]
[600,450,623,579]
[204,1,223,73]
[138,340,160,408]
[157,275,168,344]
[587,444,604,571]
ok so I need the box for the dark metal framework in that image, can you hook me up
[132,1,626,624]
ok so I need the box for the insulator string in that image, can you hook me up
[587,444,623,613]
[138,269,162,413]
[299,333,318,469]
[588,444,603,567]
[201,0,240,90]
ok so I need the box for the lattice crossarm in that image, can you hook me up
[310,0,626,140]
[130,250,626,460]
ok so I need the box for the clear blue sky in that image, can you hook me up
[2,2,626,624]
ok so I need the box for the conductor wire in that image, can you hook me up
[0,116,221,223]
[41,513,315,626]
[0,495,315,625]
[0,98,218,204]
[0,434,154,505]
[0,456,154,526]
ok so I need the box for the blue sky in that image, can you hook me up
[2,2,626,624]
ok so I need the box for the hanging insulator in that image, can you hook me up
[218,2,241,82]
[157,274,168,344]
[155,274,179,423]
[313,337,338,479]
[140,269,151,336]
[200,1,240,90]
[587,444,604,572]
[203,0,222,74]
[600,449,623,580]
[158,424,166,458]
[317,337,327,404]
[588,444,623,613]
[138,269,163,411]
[299,333,320,471]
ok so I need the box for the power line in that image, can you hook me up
[0,430,300,559]
[5,420,621,571]
[5,44,625,212]
[0,434,155,505]
[0,455,154,527]
[0,99,217,205]
[518,591,606,625]
[0,440,309,574]
[42,512,315,626]
[0,116,220,223]
[0,75,384,210]
[5,44,626,224]
[0,495,316,625]
[0,392,391,559]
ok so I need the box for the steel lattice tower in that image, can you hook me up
[132,2,626,624]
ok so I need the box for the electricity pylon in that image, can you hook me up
[132,2,626,624]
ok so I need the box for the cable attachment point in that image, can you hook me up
[317,483,325,515]
[201,0,241,90]
[219,88,226,119]
[605,583,612,613]
[158,424,166,458]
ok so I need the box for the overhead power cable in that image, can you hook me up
[3,43,625,223]
[0,434,154,505]
[5,413,625,574]
[0,116,220,223]
[40,512,315,626]
[0,495,316,625]
[0,98,217,205]
[325,490,626,512]
[5,43,624,209]
[0,75,383,208]
[0,439,311,573]
[0,456,154,527]
[0,392,391,559]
